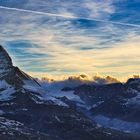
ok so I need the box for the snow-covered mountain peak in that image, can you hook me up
[0,45,40,87]
[0,45,13,72]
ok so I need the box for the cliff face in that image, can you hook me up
[0,45,39,87]
[0,45,13,74]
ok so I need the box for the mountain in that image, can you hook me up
[0,45,140,140]
[66,81,140,133]
[0,46,40,88]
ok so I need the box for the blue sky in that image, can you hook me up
[0,0,140,79]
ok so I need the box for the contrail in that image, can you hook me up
[0,5,140,28]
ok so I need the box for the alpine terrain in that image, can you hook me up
[0,45,140,140]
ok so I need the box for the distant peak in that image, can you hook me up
[0,45,13,70]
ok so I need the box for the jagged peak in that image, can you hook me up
[0,45,40,87]
[0,45,13,71]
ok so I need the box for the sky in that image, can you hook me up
[0,0,140,79]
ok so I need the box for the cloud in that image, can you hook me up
[0,1,140,79]
[39,73,120,89]
[93,75,120,85]
[23,31,140,78]
[0,5,140,27]
[84,0,115,19]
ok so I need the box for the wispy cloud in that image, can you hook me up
[0,1,140,79]
[0,5,140,27]
[84,0,115,19]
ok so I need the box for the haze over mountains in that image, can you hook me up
[0,45,140,140]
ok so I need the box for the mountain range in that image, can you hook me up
[0,45,140,140]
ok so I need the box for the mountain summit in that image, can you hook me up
[0,45,39,87]
[0,45,13,73]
